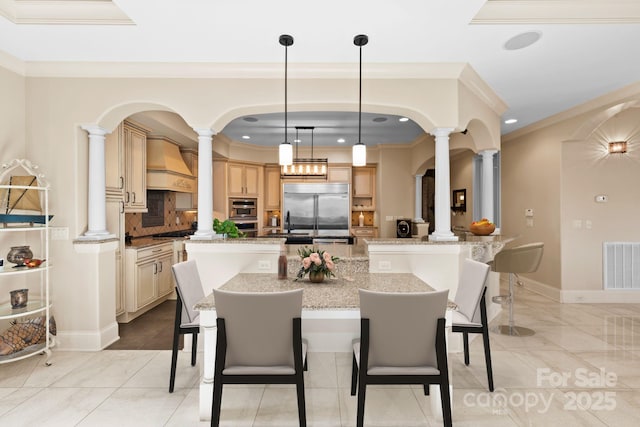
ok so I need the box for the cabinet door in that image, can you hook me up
[244,165,260,196]
[328,166,351,183]
[156,253,174,297]
[264,166,281,210]
[353,167,374,197]
[191,156,198,209]
[106,196,125,315]
[105,124,124,194]
[228,163,245,196]
[134,259,157,310]
[124,125,147,211]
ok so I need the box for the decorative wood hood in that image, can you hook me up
[146,137,195,193]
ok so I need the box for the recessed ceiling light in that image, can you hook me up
[504,119,518,124]
[372,117,387,123]
[242,135,251,139]
[399,117,409,122]
[243,117,258,122]
[337,138,345,143]
[504,31,542,51]
[294,139,301,143]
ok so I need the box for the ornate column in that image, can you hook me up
[192,128,216,239]
[481,150,498,222]
[430,127,457,241]
[80,125,113,239]
[414,174,424,222]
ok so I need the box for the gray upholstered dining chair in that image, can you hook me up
[491,242,544,336]
[212,288,307,427]
[451,258,493,391]
[169,260,205,393]
[350,288,452,427]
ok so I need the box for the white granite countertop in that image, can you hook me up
[195,272,436,310]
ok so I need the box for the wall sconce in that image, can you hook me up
[608,141,627,154]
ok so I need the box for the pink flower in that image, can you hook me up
[310,252,322,266]
[323,252,332,262]
[303,257,311,269]
[326,260,335,271]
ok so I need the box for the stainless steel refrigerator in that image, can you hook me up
[282,183,350,236]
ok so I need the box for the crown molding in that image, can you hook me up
[473,0,640,25]
[0,0,133,25]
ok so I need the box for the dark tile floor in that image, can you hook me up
[107,300,182,350]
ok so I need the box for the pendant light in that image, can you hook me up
[353,34,368,167]
[278,34,294,166]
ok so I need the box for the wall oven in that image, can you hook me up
[229,198,258,237]
[229,198,257,218]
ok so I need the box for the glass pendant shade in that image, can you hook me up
[279,142,293,165]
[352,143,366,167]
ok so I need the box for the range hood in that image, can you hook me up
[146,137,196,193]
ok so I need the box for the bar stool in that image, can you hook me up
[491,242,544,336]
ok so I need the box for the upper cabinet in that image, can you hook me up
[352,165,376,210]
[176,149,198,211]
[264,165,281,210]
[228,162,260,197]
[105,120,148,212]
[327,165,351,183]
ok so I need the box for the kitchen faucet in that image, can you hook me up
[286,210,291,233]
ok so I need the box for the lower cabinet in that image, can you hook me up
[121,242,174,323]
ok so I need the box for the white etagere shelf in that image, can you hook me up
[0,159,54,366]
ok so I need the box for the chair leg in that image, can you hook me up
[296,375,307,427]
[482,325,494,392]
[439,380,453,427]
[191,332,198,366]
[356,381,367,427]
[211,379,223,427]
[423,384,430,395]
[169,302,182,393]
[350,353,358,396]
[463,332,470,366]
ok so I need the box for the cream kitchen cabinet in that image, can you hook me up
[228,162,260,197]
[122,242,174,322]
[176,149,198,211]
[352,165,376,211]
[264,165,281,210]
[106,195,125,317]
[105,120,148,212]
[327,165,351,183]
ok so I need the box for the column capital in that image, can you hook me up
[193,128,215,138]
[429,127,455,138]
[81,124,108,136]
[481,149,499,157]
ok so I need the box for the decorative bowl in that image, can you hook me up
[469,222,496,236]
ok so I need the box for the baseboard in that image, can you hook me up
[512,276,640,304]
[55,321,120,351]
[561,289,640,303]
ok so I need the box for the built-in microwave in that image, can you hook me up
[229,198,257,219]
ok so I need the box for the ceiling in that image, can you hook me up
[2,0,640,145]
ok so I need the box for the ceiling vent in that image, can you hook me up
[146,137,195,193]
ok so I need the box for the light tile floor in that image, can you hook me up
[1,284,640,426]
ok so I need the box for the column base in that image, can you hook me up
[78,231,115,240]
[191,230,217,240]
[428,233,459,242]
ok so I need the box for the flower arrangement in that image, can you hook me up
[296,246,339,281]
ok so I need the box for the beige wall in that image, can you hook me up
[0,65,25,159]
[450,150,475,229]
[502,85,640,298]
[561,107,640,293]
[377,146,415,237]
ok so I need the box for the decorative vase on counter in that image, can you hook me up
[308,270,325,283]
[7,246,33,267]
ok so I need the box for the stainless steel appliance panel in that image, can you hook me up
[283,183,350,236]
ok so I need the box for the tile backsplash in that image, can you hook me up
[125,192,197,237]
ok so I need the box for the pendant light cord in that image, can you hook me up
[285,42,288,144]
[358,43,362,144]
